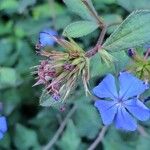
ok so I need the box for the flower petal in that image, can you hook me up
[94,100,117,125]
[0,116,7,133]
[119,72,148,100]
[39,29,57,47]
[114,106,137,131]
[93,74,118,99]
[124,99,150,121]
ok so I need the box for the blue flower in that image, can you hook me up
[38,29,58,48]
[0,116,7,139]
[93,72,150,131]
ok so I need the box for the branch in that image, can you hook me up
[82,0,104,27]
[88,126,108,150]
[82,0,107,58]
[42,105,77,150]
[144,48,150,60]
[96,24,107,47]
[85,24,107,58]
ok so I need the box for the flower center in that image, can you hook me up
[116,97,124,107]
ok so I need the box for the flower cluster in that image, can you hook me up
[93,72,150,131]
[33,30,89,100]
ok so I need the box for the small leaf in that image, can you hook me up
[63,21,98,38]
[63,0,96,21]
[57,120,80,150]
[103,10,150,52]
[102,14,123,26]
[117,0,150,12]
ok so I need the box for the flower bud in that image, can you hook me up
[126,53,150,82]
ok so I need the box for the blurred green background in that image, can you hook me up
[0,0,150,150]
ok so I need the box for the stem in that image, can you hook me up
[82,0,107,58]
[88,126,108,150]
[144,48,150,60]
[82,0,104,27]
[85,24,107,58]
[96,24,107,46]
[85,45,99,58]
[42,105,77,150]
[137,125,148,137]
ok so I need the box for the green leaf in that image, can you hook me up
[57,120,80,150]
[102,14,123,26]
[136,136,150,150]
[0,134,11,149]
[74,101,101,139]
[103,128,137,150]
[103,10,150,52]
[2,89,21,115]
[14,18,51,38]
[32,2,65,19]
[14,124,40,150]
[18,0,36,13]
[90,53,115,77]
[55,15,71,30]
[0,67,22,89]
[29,109,59,144]
[111,51,130,73]
[117,0,150,12]
[0,38,13,65]
[63,21,98,38]
[94,0,116,4]
[0,21,13,35]
[0,0,19,14]
[63,0,96,21]
[16,40,37,74]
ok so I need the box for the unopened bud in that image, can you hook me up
[127,48,136,57]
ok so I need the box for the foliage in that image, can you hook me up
[0,0,150,150]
